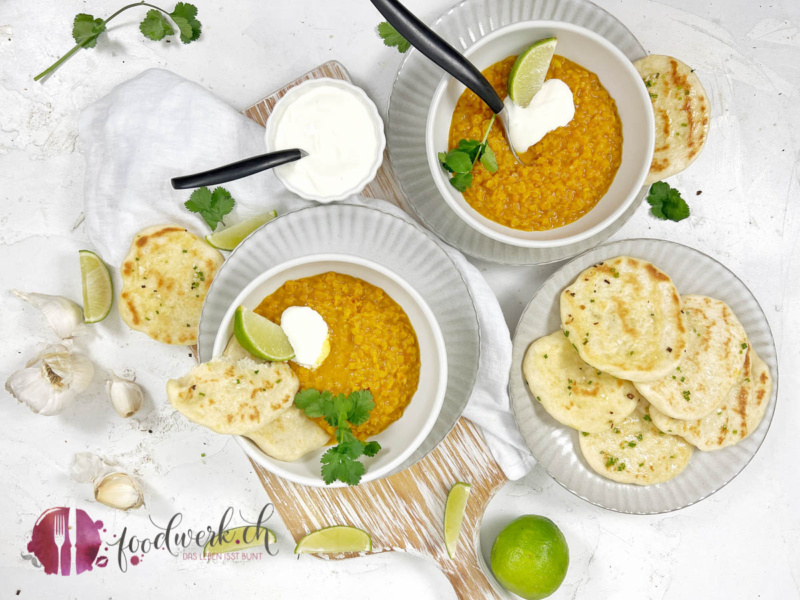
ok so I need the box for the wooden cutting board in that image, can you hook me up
[242,61,508,599]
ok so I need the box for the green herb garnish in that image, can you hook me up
[647,181,690,222]
[35,2,201,82]
[438,116,498,192]
[377,21,410,53]
[294,389,381,486]
[184,186,235,231]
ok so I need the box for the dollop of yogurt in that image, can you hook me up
[272,84,381,199]
[280,306,330,370]
[504,79,575,153]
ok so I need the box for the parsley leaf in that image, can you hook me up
[171,2,202,43]
[647,181,690,222]
[294,389,381,486]
[72,14,106,48]
[184,186,235,231]
[139,10,174,41]
[377,22,410,53]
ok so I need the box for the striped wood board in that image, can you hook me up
[241,61,508,599]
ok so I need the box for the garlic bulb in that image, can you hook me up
[106,371,143,418]
[11,290,86,339]
[71,452,113,483]
[5,344,95,415]
[94,472,144,511]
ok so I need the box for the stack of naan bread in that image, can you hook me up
[523,256,772,486]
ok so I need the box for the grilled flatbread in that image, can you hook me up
[634,55,710,184]
[167,357,299,435]
[635,295,748,421]
[523,331,639,433]
[120,225,223,345]
[579,400,693,485]
[650,349,772,450]
[560,256,687,382]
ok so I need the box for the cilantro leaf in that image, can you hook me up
[320,446,366,486]
[443,150,473,174]
[72,14,106,48]
[294,389,324,417]
[377,22,410,53]
[647,181,690,222]
[139,9,174,41]
[363,441,381,457]
[480,144,498,173]
[449,172,473,192]
[457,139,483,163]
[347,390,375,426]
[170,3,202,43]
[184,186,235,230]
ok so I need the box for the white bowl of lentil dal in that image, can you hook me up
[426,21,654,248]
[212,253,448,487]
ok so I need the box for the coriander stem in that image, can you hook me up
[471,114,496,168]
[33,1,171,82]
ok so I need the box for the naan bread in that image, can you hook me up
[650,349,772,450]
[120,225,223,345]
[167,357,299,435]
[579,400,693,485]
[634,55,710,184]
[522,331,639,433]
[223,336,328,460]
[560,256,687,382]
[635,295,748,420]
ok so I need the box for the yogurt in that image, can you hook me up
[270,82,383,200]
[280,306,330,370]
[504,79,575,153]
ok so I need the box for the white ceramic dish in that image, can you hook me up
[211,253,448,487]
[510,239,779,514]
[265,78,386,203]
[426,20,654,248]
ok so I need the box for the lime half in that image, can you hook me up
[508,37,558,107]
[203,526,276,556]
[444,482,471,559]
[79,250,113,323]
[206,211,277,251]
[233,306,294,361]
[294,526,372,554]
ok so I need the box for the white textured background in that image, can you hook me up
[1,0,799,598]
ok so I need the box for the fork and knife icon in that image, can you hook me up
[52,508,77,576]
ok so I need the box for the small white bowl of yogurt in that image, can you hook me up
[265,78,386,203]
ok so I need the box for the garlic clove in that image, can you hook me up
[11,290,86,339]
[94,472,144,511]
[5,344,95,416]
[106,371,143,418]
[71,452,114,484]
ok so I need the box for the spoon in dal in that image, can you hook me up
[171,148,307,189]
[370,0,527,166]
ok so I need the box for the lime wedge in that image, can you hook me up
[444,481,471,559]
[294,526,372,554]
[233,306,295,361]
[508,37,558,107]
[206,211,278,251]
[79,250,113,323]
[203,526,276,556]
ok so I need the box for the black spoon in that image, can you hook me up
[171,148,307,190]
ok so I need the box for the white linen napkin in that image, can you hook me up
[79,68,535,480]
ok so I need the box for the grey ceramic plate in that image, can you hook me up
[387,0,648,265]
[509,239,779,514]
[198,202,480,474]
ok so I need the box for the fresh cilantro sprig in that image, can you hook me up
[294,389,381,486]
[184,186,235,231]
[438,115,498,192]
[377,22,410,54]
[647,181,690,222]
[34,2,202,82]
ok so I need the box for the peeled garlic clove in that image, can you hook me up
[106,371,143,418]
[5,344,95,416]
[11,290,86,339]
[94,472,144,511]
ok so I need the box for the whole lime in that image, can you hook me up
[490,515,569,600]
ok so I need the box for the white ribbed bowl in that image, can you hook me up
[510,239,779,514]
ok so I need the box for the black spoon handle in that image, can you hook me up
[371,0,504,114]
[171,149,307,190]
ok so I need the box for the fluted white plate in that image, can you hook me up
[510,239,779,514]
[388,0,648,265]
[198,203,480,474]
